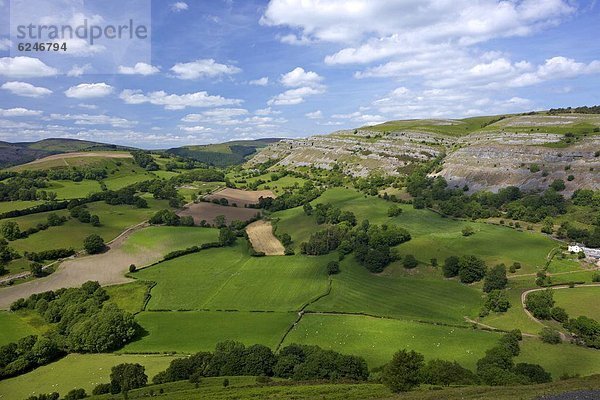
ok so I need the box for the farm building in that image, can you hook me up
[568,244,582,253]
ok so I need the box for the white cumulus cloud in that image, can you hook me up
[1,81,53,97]
[118,63,160,76]
[119,89,243,110]
[0,57,58,78]
[170,59,241,80]
[64,83,114,99]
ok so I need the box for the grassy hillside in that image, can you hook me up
[0,138,134,168]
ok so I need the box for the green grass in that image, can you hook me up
[553,286,600,320]
[284,313,500,369]
[517,337,600,378]
[135,242,333,311]
[92,375,600,400]
[0,311,40,346]
[0,354,179,399]
[99,379,389,400]
[310,257,482,324]
[276,188,569,275]
[121,226,220,257]
[481,276,544,334]
[0,200,45,214]
[47,179,103,199]
[105,281,152,314]
[7,199,171,253]
[123,311,295,353]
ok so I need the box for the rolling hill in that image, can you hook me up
[166,138,281,167]
[0,138,134,168]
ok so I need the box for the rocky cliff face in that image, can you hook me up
[248,113,600,193]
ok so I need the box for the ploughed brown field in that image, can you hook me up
[178,202,261,225]
[205,188,276,207]
[246,220,285,255]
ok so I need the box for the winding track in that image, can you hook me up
[0,222,159,309]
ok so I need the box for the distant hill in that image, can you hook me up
[0,138,135,168]
[166,138,281,167]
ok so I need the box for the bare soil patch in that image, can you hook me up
[0,223,158,309]
[246,220,285,256]
[178,202,261,226]
[205,188,275,207]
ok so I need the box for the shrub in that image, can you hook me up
[83,234,105,254]
[327,261,340,275]
[540,328,561,344]
[443,256,460,278]
[484,290,510,312]
[458,255,486,284]
[62,388,86,400]
[462,226,475,236]
[483,264,508,292]
[551,306,569,323]
[382,350,424,392]
[402,254,418,269]
[92,383,111,395]
[110,363,147,393]
[525,289,554,319]
[129,264,137,273]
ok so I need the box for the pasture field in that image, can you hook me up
[284,313,500,369]
[310,257,482,325]
[552,286,600,320]
[3,257,33,275]
[90,375,600,400]
[121,225,220,258]
[105,281,152,314]
[0,200,44,214]
[516,338,600,378]
[123,311,295,353]
[177,202,261,225]
[134,242,333,311]
[272,206,320,250]
[275,188,574,274]
[0,354,179,399]
[0,311,39,346]
[480,276,545,334]
[46,179,103,199]
[7,199,171,253]
[98,379,389,400]
[9,152,132,171]
[245,220,285,255]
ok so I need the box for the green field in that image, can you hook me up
[121,225,220,257]
[90,375,600,400]
[553,286,600,320]
[105,281,152,314]
[284,313,500,369]
[0,200,45,214]
[274,188,570,275]
[47,179,103,199]
[517,338,600,378]
[310,257,482,324]
[0,354,179,399]
[0,311,39,346]
[135,242,334,311]
[123,311,295,353]
[6,199,171,253]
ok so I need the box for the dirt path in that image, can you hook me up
[0,222,161,309]
[246,220,285,255]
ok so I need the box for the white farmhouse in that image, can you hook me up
[568,244,582,253]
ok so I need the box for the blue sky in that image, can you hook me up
[0,0,599,149]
